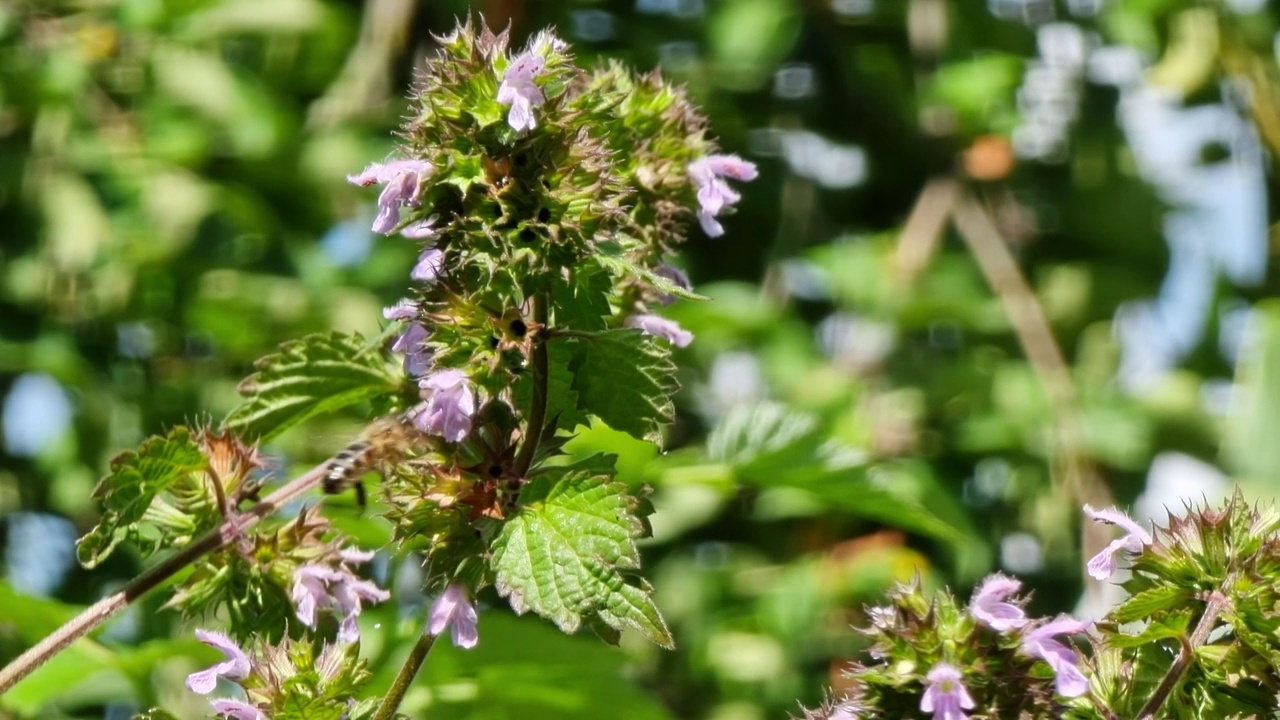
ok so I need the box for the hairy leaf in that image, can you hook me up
[491,465,673,648]
[569,329,677,446]
[223,331,400,441]
[1111,584,1193,624]
[76,428,208,568]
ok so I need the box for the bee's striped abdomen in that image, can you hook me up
[323,440,375,505]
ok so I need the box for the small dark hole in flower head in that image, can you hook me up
[517,227,538,243]
[537,207,551,223]
[513,153,530,168]
[510,319,527,337]
[488,464,503,478]
[489,336,500,349]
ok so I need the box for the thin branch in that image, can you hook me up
[949,187,1114,581]
[0,462,330,694]
[372,628,438,720]
[893,175,958,284]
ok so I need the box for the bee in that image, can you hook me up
[322,414,421,507]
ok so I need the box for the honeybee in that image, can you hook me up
[322,414,422,507]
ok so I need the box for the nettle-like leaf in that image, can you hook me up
[223,331,401,442]
[76,427,208,568]
[568,329,677,446]
[491,463,673,648]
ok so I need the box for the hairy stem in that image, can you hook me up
[372,628,439,720]
[0,462,329,694]
[1136,590,1230,720]
[514,292,550,476]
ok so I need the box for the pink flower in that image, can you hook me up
[688,154,758,238]
[428,582,479,649]
[920,663,974,720]
[1021,616,1090,697]
[1083,505,1152,580]
[401,217,438,239]
[383,299,419,321]
[497,53,546,132]
[411,248,445,284]
[290,548,391,644]
[391,322,432,378]
[346,159,433,235]
[969,573,1027,632]
[626,314,693,347]
[414,369,477,442]
[209,699,264,720]
[186,629,250,695]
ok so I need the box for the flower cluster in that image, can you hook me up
[185,632,370,719]
[808,572,1090,719]
[290,547,390,644]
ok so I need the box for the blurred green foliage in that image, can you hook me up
[4,0,1280,718]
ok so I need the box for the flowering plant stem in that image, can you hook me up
[0,461,330,694]
[513,293,549,476]
[372,629,439,720]
[1135,588,1231,720]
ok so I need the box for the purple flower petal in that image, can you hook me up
[415,369,477,443]
[185,630,250,695]
[969,573,1027,632]
[1083,505,1151,579]
[428,583,479,649]
[348,159,433,235]
[688,154,757,237]
[392,323,433,378]
[626,314,694,348]
[209,699,265,720]
[411,248,445,284]
[288,553,391,644]
[920,662,974,720]
[1022,616,1090,698]
[498,53,546,132]
[383,299,419,321]
[401,218,438,239]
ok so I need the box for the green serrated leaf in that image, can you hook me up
[223,331,400,442]
[568,329,677,446]
[596,250,707,302]
[76,428,207,568]
[551,261,614,331]
[1111,584,1194,624]
[491,467,674,648]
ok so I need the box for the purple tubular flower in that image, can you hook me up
[626,314,693,348]
[688,154,758,238]
[383,299,418,321]
[497,53,546,132]
[401,217,437,239]
[411,248,445,284]
[346,159,433,235]
[427,583,479,649]
[920,663,975,720]
[209,699,265,720]
[290,549,391,644]
[392,322,432,378]
[969,573,1028,632]
[1083,505,1152,580]
[186,630,251,695]
[1021,616,1090,697]
[415,369,477,442]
